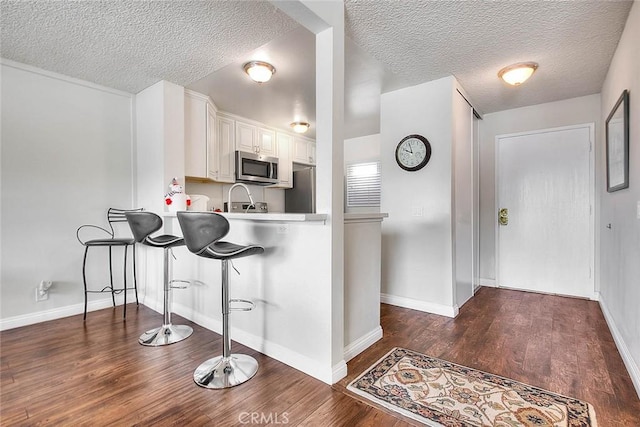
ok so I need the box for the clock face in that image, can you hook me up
[395,134,432,171]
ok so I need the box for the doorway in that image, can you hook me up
[496,124,595,299]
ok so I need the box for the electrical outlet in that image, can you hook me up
[35,287,49,302]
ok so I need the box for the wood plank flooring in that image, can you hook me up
[1,287,638,426]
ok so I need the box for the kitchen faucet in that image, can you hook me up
[227,183,255,213]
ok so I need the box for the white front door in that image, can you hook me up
[497,124,594,298]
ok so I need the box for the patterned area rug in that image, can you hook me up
[348,348,598,426]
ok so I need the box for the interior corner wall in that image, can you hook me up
[598,0,640,397]
[135,80,185,214]
[478,94,602,283]
[0,61,134,323]
[380,76,455,309]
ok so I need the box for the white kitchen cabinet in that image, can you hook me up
[184,90,234,183]
[274,132,293,188]
[235,120,277,157]
[258,127,277,156]
[184,91,209,179]
[214,115,235,183]
[235,121,256,153]
[292,136,316,165]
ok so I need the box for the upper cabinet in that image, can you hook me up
[184,90,234,183]
[184,91,210,179]
[214,114,235,183]
[292,136,316,165]
[236,121,277,157]
[274,132,293,188]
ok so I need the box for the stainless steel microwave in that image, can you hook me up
[235,151,278,185]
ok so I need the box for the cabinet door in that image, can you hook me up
[216,116,236,183]
[184,93,208,178]
[275,132,293,188]
[292,137,309,164]
[236,121,257,153]
[257,128,277,156]
[307,140,316,165]
[292,136,315,165]
[206,103,218,180]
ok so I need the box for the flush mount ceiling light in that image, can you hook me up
[498,62,539,86]
[243,61,276,83]
[290,121,310,133]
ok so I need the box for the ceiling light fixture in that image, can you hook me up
[243,61,276,83]
[290,122,310,134]
[498,62,538,86]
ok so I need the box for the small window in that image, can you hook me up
[346,162,381,207]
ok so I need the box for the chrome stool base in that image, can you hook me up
[194,354,258,389]
[139,324,193,346]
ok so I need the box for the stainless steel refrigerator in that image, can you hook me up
[285,166,316,213]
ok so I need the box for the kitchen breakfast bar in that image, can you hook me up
[135,211,387,384]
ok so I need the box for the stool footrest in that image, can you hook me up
[229,299,254,311]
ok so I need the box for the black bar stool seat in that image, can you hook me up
[177,211,264,389]
[126,211,193,346]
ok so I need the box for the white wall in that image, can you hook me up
[0,60,134,325]
[344,133,380,165]
[478,94,602,283]
[598,1,640,397]
[380,76,455,314]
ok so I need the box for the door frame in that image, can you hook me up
[494,123,596,298]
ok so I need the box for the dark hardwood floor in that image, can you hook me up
[1,287,638,426]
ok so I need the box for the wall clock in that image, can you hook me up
[395,134,432,171]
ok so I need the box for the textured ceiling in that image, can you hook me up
[0,0,634,138]
[0,1,298,93]
[345,0,633,114]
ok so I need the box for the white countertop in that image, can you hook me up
[344,213,389,223]
[163,211,387,223]
[163,211,328,222]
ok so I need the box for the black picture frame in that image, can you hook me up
[606,89,630,192]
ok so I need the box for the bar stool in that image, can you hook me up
[76,207,142,320]
[177,211,264,389]
[126,211,193,346]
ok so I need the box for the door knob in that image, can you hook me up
[499,208,508,226]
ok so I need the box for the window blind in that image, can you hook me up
[346,162,381,207]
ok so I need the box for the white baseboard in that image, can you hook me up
[170,300,342,385]
[332,360,348,384]
[479,278,497,287]
[344,326,383,362]
[0,292,137,331]
[598,295,640,399]
[380,293,458,318]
